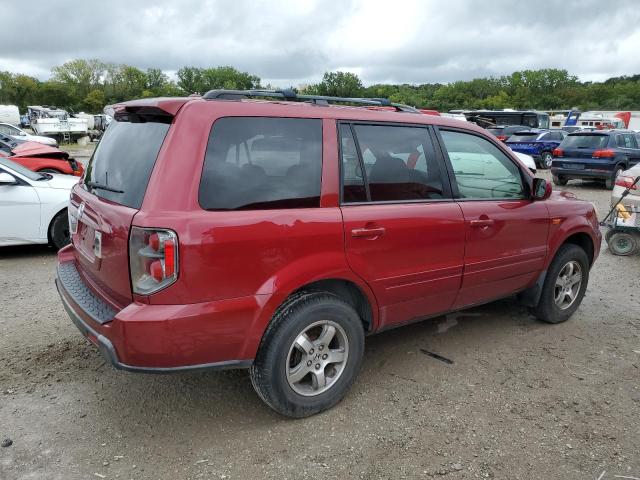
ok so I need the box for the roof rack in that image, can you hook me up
[202,89,419,113]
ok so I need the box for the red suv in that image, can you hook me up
[56,90,601,417]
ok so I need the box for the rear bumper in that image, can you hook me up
[56,258,256,372]
[551,167,613,180]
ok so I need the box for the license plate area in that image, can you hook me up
[566,163,584,169]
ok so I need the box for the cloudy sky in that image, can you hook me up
[2,0,640,86]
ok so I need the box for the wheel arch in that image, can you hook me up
[561,231,595,266]
[46,206,68,244]
[240,273,379,360]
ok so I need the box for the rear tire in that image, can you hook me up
[605,166,624,190]
[607,231,639,256]
[531,244,589,324]
[49,210,70,250]
[541,151,553,169]
[552,175,568,186]
[249,291,365,418]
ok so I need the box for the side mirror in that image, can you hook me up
[0,172,17,185]
[532,177,552,200]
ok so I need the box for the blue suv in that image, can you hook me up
[506,129,567,169]
[551,131,640,189]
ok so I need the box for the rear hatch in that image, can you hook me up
[560,133,610,159]
[69,108,172,306]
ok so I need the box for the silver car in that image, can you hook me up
[611,163,640,207]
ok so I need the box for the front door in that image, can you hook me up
[339,122,465,329]
[436,128,550,309]
[0,168,41,244]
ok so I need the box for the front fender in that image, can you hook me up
[545,214,600,269]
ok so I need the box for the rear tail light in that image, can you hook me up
[552,148,564,157]
[129,227,179,295]
[592,149,615,158]
[615,175,638,190]
[496,135,508,142]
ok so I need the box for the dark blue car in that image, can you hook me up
[551,130,640,189]
[505,129,567,169]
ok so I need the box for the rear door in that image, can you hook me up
[70,114,171,306]
[620,133,640,167]
[435,128,549,309]
[339,122,465,328]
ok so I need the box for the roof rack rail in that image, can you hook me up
[202,89,419,113]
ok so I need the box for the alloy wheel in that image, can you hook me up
[286,320,349,396]
[554,260,583,310]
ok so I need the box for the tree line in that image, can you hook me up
[1,58,639,114]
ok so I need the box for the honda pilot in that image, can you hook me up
[56,90,601,417]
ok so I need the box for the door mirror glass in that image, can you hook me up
[0,172,17,185]
[532,178,552,200]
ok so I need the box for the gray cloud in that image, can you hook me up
[1,0,639,86]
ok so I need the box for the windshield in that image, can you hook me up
[561,134,610,149]
[84,118,170,209]
[508,133,539,142]
[0,156,44,181]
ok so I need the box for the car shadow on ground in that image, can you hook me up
[0,244,58,259]
[48,296,545,432]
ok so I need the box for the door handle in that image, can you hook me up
[351,227,386,238]
[470,219,494,227]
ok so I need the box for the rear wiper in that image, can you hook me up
[85,180,124,193]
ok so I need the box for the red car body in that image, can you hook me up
[2,141,84,176]
[56,96,601,373]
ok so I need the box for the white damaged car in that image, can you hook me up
[0,157,77,249]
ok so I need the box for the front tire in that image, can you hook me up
[552,175,568,186]
[49,210,70,250]
[250,292,365,418]
[531,244,589,324]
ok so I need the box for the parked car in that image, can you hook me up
[511,150,537,174]
[486,125,531,142]
[551,130,640,189]
[506,129,567,169]
[0,157,77,249]
[611,163,640,207]
[56,91,601,418]
[0,122,58,147]
[0,139,84,176]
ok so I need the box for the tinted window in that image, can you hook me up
[621,134,638,149]
[340,124,367,202]
[84,119,169,209]
[562,134,609,149]
[199,117,322,210]
[346,124,445,202]
[440,130,525,200]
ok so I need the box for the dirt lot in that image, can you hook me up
[1,170,639,480]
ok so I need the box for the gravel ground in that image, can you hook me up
[1,171,639,480]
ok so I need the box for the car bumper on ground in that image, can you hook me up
[55,259,256,373]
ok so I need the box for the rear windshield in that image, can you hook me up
[199,117,322,210]
[508,133,539,142]
[561,134,609,149]
[486,128,503,135]
[84,119,170,209]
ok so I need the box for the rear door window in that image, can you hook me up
[84,119,170,209]
[199,117,322,210]
[340,123,447,202]
[439,130,525,200]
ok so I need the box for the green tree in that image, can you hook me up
[307,71,364,97]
